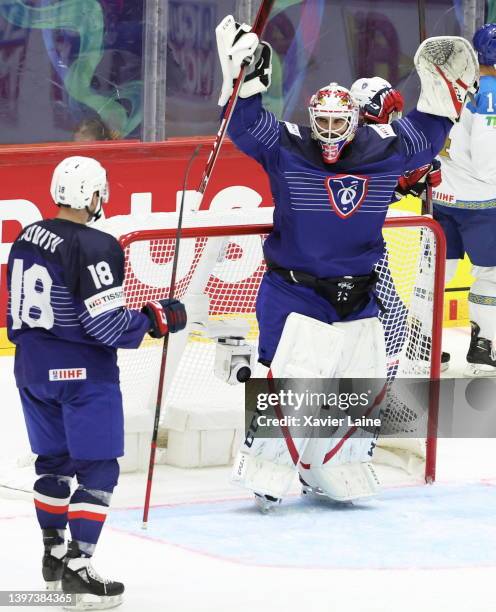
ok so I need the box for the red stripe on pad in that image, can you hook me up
[323,384,387,464]
[268,369,300,465]
[34,499,69,515]
[434,66,462,116]
[68,511,106,523]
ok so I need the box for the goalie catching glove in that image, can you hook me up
[142,299,187,338]
[216,14,272,106]
[415,36,478,121]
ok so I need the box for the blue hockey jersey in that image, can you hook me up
[7,219,150,386]
[228,95,451,277]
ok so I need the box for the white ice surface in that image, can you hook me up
[0,327,495,612]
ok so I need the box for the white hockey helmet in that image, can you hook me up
[50,156,109,218]
[350,76,392,107]
[350,76,403,124]
[308,83,360,164]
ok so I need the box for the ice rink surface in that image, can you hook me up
[1,325,495,612]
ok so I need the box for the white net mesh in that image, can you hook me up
[111,210,443,476]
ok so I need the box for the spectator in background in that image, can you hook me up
[73,117,117,142]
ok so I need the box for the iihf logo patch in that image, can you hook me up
[325,174,369,219]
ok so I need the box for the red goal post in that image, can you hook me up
[118,214,446,484]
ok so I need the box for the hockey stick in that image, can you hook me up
[417,0,427,44]
[197,0,276,196]
[417,0,434,216]
[142,144,201,528]
[416,0,440,483]
[141,0,276,527]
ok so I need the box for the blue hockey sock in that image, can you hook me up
[68,487,112,557]
[68,459,119,557]
[34,475,72,531]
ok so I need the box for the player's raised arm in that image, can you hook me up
[216,15,279,167]
[396,36,479,171]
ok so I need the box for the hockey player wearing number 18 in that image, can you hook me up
[216,15,478,511]
[6,156,187,609]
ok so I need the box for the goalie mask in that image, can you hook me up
[473,23,496,66]
[50,156,109,222]
[308,83,359,164]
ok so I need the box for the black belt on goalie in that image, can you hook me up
[266,261,384,318]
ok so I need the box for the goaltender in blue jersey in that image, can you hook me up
[6,156,186,608]
[227,85,451,366]
[215,15,479,513]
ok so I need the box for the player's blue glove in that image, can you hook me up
[142,299,187,338]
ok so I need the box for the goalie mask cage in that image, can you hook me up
[117,213,446,484]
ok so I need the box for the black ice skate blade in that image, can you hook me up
[63,593,123,610]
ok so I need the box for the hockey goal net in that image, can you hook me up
[114,209,445,483]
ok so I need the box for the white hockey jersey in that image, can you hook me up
[433,75,496,209]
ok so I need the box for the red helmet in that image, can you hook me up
[308,83,360,163]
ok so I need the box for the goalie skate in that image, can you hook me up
[299,476,353,506]
[254,493,281,513]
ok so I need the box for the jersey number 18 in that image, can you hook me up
[10,259,54,330]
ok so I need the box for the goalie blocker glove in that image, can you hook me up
[216,15,272,106]
[241,41,272,100]
[142,299,187,338]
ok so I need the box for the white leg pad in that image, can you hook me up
[231,451,296,499]
[298,317,386,500]
[232,313,345,497]
[230,376,330,497]
[301,461,380,502]
[233,315,386,499]
[333,317,387,378]
[270,312,345,378]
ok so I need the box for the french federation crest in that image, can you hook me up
[325,174,369,218]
